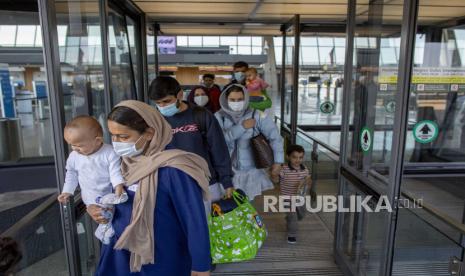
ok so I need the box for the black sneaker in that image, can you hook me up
[287,236,297,244]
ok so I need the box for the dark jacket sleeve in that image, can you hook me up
[205,110,234,189]
[168,168,211,272]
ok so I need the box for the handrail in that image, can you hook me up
[1,193,58,238]
[296,128,340,156]
[401,190,465,236]
[1,192,85,238]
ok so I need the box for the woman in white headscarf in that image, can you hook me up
[215,84,283,200]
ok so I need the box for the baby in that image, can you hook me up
[245,67,272,112]
[57,115,127,244]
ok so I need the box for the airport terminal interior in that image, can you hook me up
[1,0,465,275]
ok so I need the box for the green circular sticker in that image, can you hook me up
[360,127,373,153]
[413,120,438,144]
[320,101,335,114]
[385,101,396,113]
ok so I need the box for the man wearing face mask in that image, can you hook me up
[223,61,249,89]
[148,76,235,210]
[201,74,221,112]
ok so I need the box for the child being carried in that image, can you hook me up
[57,115,127,244]
[245,67,272,112]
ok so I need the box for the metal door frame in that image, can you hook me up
[280,15,300,144]
[38,0,147,274]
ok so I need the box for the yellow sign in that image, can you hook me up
[378,67,465,84]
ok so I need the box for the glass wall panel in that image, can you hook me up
[53,0,111,273]
[125,15,140,98]
[393,1,465,274]
[345,0,405,183]
[147,32,156,83]
[0,4,67,275]
[282,26,295,125]
[55,1,107,128]
[337,178,389,275]
[108,7,137,105]
[298,34,344,126]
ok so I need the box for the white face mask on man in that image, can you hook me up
[112,135,146,157]
[228,101,245,112]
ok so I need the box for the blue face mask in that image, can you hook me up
[234,72,245,82]
[157,101,179,117]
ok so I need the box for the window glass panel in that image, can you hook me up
[126,16,139,97]
[318,37,334,46]
[57,25,67,46]
[252,36,262,46]
[334,37,345,46]
[87,25,101,46]
[35,25,43,47]
[355,37,369,48]
[108,8,137,104]
[275,46,282,65]
[318,46,334,64]
[220,36,237,46]
[252,46,262,55]
[203,36,219,47]
[0,25,17,46]
[0,8,67,275]
[301,37,317,46]
[177,35,188,46]
[16,25,36,46]
[238,36,251,46]
[381,47,397,65]
[301,46,319,65]
[188,36,202,47]
[237,46,251,55]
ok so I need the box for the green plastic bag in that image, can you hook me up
[209,191,267,264]
[248,89,272,111]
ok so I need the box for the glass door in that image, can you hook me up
[107,4,138,105]
[335,0,409,275]
[392,0,465,274]
[280,15,299,143]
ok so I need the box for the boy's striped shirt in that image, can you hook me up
[279,164,309,196]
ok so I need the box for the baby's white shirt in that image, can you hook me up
[62,144,124,205]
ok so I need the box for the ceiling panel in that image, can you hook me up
[258,3,347,14]
[420,0,465,6]
[264,0,347,3]
[419,6,465,18]
[137,2,255,13]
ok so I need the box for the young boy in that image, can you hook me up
[57,115,127,244]
[279,144,311,244]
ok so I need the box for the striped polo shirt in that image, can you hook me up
[279,163,310,196]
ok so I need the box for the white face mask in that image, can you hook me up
[112,135,146,157]
[228,101,245,112]
[194,95,209,107]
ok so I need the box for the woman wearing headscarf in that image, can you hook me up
[187,86,215,112]
[87,100,212,275]
[215,84,284,200]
